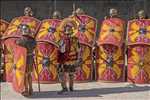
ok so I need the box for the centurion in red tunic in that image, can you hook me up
[57,17,80,94]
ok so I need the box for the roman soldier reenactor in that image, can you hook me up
[15,7,37,96]
[57,17,81,94]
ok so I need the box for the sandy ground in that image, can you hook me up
[1,82,150,100]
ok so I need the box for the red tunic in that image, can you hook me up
[57,34,78,64]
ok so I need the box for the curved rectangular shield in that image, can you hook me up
[127,19,150,84]
[33,19,61,83]
[71,15,97,81]
[96,18,125,82]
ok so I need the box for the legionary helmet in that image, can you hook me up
[75,8,85,15]
[59,18,77,35]
[24,7,33,16]
[109,8,118,17]
[138,10,146,19]
[19,24,31,35]
[52,10,61,19]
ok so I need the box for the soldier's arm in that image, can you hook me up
[16,38,26,47]
[29,39,37,50]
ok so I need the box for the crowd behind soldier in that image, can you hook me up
[1,5,149,97]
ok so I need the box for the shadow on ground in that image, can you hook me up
[29,85,150,98]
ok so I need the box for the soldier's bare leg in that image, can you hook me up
[69,72,74,91]
[57,64,68,94]
[59,72,67,88]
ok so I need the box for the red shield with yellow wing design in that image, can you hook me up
[127,19,150,84]
[96,18,125,82]
[3,16,40,92]
[0,19,9,81]
[72,15,97,81]
[12,45,27,93]
[32,19,61,83]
